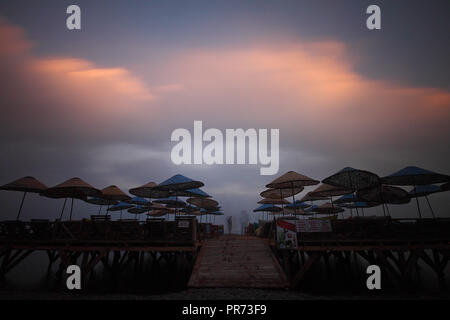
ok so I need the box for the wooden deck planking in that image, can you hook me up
[188,235,289,288]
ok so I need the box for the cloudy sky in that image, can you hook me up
[0,0,449,225]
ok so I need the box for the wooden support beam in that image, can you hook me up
[0,249,34,276]
[433,250,448,291]
[375,250,402,291]
[83,250,109,276]
[293,252,320,287]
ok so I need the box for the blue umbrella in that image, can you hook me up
[182,188,210,198]
[254,203,280,221]
[304,205,319,213]
[156,174,204,191]
[286,200,310,209]
[85,197,118,215]
[409,184,442,197]
[334,193,358,204]
[128,196,151,206]
[333,193,359,216]
[154,174,204,216]
[253,204,282,213]
[128,205,148,220]
[108,201,135,219]
[382,166,450,186]
[180,204,200,213]
[153,196,186,206]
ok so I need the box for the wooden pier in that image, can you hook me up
[188,235,289,288]
[1,215,449,293]
[270,217,450,291]
[0,216,201,288]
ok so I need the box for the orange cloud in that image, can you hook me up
[0,18,158,140]
[0,16,449,155]
[151,43,450,149]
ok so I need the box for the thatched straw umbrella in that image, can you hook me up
[309,183,351,217]
[42,178,101,220]
[187,197,219,223]
[85,197,118,215]
[0,176,47,220]
[323,167,381,191]
[357,185,409,217]
[260,187,303,215]
[382,166,450,219]
[267,171,319,215]
[129,181,170,216]
[88,185,131,216]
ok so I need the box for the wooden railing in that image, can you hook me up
[0,216,199,244]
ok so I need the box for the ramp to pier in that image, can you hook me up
[188,235,289,288]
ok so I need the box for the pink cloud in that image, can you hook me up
[148,43,450,150]
[0,18,159,141]
[0,17,449,155]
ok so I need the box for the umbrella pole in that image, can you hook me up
[69,198,74,221]
[279,189,285,216]
[291,182,296,215]
[412,182,422,220]
[120,210,123,220]
[59,198,67,220]
[381,203,386,217]
[347,172,359,217]
[175,194,178,218]
[98,205,102,214]
[424,195,436,219]
[105,204,109,217]
[413,186,422,219]
[16,191,27,221]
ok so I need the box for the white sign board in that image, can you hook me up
[295,220,332,233]
[177,220,190,228]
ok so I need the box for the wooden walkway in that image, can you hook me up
[188,235,289,288]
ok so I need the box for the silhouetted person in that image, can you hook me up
[226,216,232,234]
